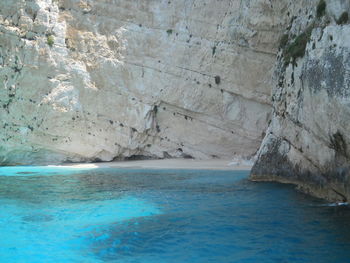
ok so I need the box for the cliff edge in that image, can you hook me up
[251,0,350,202]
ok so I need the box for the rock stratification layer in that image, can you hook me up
[0,0,286,164]
[251,0,350,201]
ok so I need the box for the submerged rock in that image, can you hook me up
[22,214,54,223]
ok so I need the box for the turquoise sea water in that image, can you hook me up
[0,167,350,262]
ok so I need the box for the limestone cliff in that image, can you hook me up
[0,0,286,164]
[251,0,350,201]
[4,0,349,204]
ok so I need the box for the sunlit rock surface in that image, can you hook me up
[0,0,287,164]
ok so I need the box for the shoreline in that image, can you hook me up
[55,159,252,171]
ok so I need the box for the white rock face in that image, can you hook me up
[0,0,288,164]
[251,0,350,201]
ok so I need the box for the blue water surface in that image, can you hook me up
[0,167,350,262]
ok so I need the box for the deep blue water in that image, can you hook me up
[0,167,350,262]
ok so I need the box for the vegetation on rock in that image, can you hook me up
[283,25,313,65]
[316,0,326,18]
[337,12,349,25]
[279,34,289,49]
[47,35,54,47]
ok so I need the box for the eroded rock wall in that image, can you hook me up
[251,0,350,201]
[0,0,287,164]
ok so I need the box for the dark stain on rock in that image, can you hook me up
[330,131,348,158]
[181,153,194,159]
[305,51,349,97]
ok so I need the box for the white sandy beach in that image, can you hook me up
[57,159,252,171]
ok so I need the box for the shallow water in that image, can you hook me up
[0,167,350,262]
